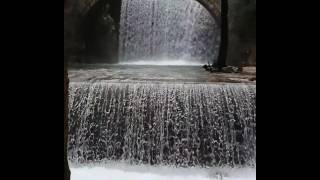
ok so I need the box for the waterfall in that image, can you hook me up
[119,0,220,65]
[68,82,256,167]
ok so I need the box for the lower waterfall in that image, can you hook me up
[68,82,256,167]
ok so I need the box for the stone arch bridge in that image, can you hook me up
[73,0,221,24]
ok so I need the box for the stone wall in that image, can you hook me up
[197,0,221,24]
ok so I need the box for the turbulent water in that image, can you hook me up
[119,0,220,65]
[68,82,256,167]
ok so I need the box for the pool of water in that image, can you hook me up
[68,64,255,84]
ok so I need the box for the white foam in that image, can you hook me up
[119,59,203,66]
[70,163,256,180]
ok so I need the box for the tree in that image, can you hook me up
[215,0,229,69]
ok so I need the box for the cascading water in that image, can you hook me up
[68,82,256,167]
[119,0,220,65]
[67,0,256,174]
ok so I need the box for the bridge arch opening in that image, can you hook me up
[69,0,221,65]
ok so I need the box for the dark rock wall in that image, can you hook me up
[64,0,82,64]
[227,0,256,66]
[82,0,119,63]
[64,0,121,64]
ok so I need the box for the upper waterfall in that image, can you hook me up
[119,0,220,65]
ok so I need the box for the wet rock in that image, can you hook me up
[222,66,239,73]
[203,64,219,72]
[237,66,243,73]
[203,64,209,70]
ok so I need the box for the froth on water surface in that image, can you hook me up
[118,59,204,66]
